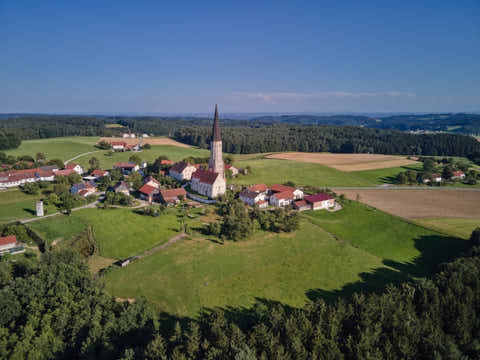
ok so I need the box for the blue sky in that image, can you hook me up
[1,0,479,113]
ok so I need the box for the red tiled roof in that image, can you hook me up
[55,169,75,176]
[139,184,159,195]
[294,200,308,207]
[78,189,91,196]
[161,160,173,164]
[271,184,296,193]
[248,184,268,193]
[240,190,259,199]
[36,169,54,178]
[304,193,334,203]
[111,141,127,146]
[65,163,80,170]
[91,169,108,176]
[191,169,219,185]
[257,200,268,206]
[272,191,294,200]
[0,236,16,246]
[160,188,186,198]
[453,171,464,176]
[113,162,136,168]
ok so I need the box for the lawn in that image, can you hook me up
[302,201,469,274]
[104,220,386,316]
[28,207,183,259]
[230,158,373,187]
[413,218,479,239]
[4,136,98,161]
[351,163,423,184]
[75,145,209,170]
[0,188,56,224]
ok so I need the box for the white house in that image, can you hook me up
[452,171,466,180]
[111,141,127,151]
[169,161,197,181]
[304,193,335,210]
[239,189,266,206]
[270,184,303,200]
[65,163,84,175]
[269,191,295,207]
[0,236,19,255]
[225,164,239,177]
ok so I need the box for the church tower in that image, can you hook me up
[208,104,224,177]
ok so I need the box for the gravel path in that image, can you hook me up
[64,150,102,165]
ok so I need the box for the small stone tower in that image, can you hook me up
[36,200,44,217]
[208,104,225,177]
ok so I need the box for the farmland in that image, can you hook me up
[267,152,418,171]
[335,189,480,219]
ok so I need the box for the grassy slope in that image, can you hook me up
[27,215,89,245]
[4,137,98,161]
[413,218,479,239]
[302,201,468,274]
[75,145,209,170]
[350,164,423,184]
[231,158,373,187]
[0,188,57,224]
[104,220,385,316]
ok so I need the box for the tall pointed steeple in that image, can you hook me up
[212,104,221,141]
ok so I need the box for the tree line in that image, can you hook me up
[0,229,479,359]
[175,124,480,157]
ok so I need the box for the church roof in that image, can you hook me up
[192,169,219,185]
[212,104,221,142]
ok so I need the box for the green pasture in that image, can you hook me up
[0,188,56,224]
[230,158,373,187]
[351,163,423,184]
[413,218,479,239]
[4,137,98,161]
[27,215,89,245]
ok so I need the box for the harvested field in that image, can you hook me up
[335,189,480,219]
[98,137,191,147]
[267,152,418,171]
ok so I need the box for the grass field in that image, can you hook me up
[75,145,209,170]
[351,164,423,184]
[4,137,98,161]
[28,207,184,259]
[0,188,56,224]
[231,158,373,187]
[413,218,479,239]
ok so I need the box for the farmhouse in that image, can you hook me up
[270,184,304,200]
[225,164,239,176]
[0,236,24,256]
[169,161,197,181]
[248,184,268,194]
[0,168,55,189]
[304,193,335,210]
[143,176,161,188]
[239,189,267,206]
[139,184,160,203]
[159,188,187,204]
[256,200,269,209]
[113,162,139,174]
[294,200,311,211]
[40,165,59,172]
[71,181,97,195]
[65,163,84,175]
[452,171,466,180]
[55,169,76,177]
[112,181,130,196]
[91,169,109,178]
[270,191,295,207]
[122,133,136,138]
[111,141,127,151]
[161,159,174,165]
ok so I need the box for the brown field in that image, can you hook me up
[98,137,191,148]
[267,152,418,171]
[335,189,480,219]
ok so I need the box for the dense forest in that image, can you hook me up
[175,124,480,157]
[0,129,21,150]
[0,230,479,359]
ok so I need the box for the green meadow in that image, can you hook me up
[350,163,423,184]
[230,158,373,187]
[0,188,56,224]
[413,218,479,239]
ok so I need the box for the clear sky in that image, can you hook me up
[1,0,479,113]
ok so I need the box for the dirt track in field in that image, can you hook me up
[266,152,418,171]
[98,137,191,148]
[335,189,480,219]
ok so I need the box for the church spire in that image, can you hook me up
[212,104,221,141]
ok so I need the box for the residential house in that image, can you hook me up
[40,165,59,172]
[225,164,239,176]
[113,162,139,174]
[0,235,24,255]
[294,200,311,211]
[161,159,174,165]
[126,144,141,152]
[239,189,267,206]
[190,169,226,199]
[169,161,197,181]
[65,163,84,175]
[112,181,130,196]
[139,184,160,203]
[55,169,76,177]
[91,169,109,179]
[431,174,442,183]
[111,141,127,151]
[452,171,466,180]
[143,176,161,188]
[270,184,303,200]
[304,193,335,210]
[248,184,269,194]
[71,181,97,195]
[256,200,269,209]
[269,191,295,207]
[159,188,187,204]
[0,168,55,189]
[122,133,136,138]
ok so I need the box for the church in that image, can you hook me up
[190,105,227,198]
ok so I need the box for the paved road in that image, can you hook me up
[20,199,101,224]
[64,150,102,165]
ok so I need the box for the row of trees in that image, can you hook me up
[175,124,480,157]
[0,229,479,359]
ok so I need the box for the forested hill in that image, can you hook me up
[175,124,480,157]
[251,113,480,134]
[0,129,21,150]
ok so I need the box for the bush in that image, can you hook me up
[471,228,480,246]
